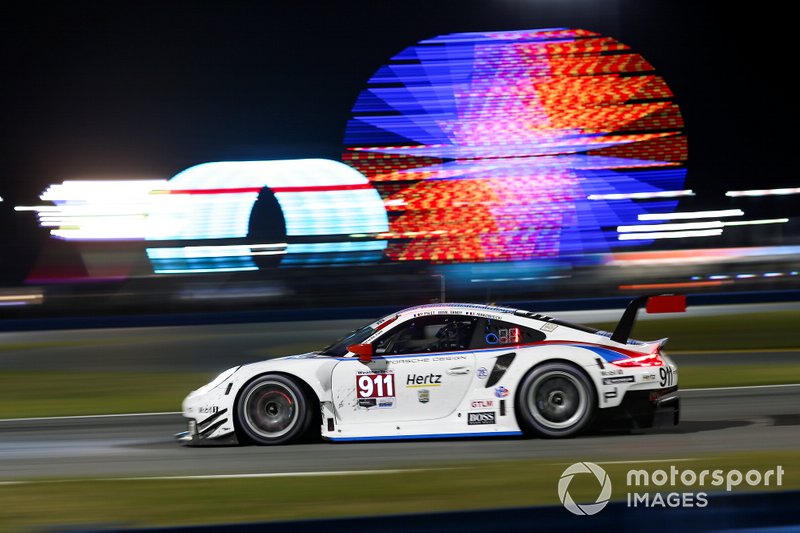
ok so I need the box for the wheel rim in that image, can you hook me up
[527,371,588,430]
[243,381,299,439]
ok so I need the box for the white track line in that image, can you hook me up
[682,383,800,392]
[0,411,181,423]
[0,468,447,485]
[597,458,700,465]
[115,468,441,481]
[550,458,700,466]
[1,383,798,423]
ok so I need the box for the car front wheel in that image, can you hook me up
[517,362,596,438]
[236,374,313,445]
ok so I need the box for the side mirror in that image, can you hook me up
[348,343,373,363]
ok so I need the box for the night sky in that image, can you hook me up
[0,1,796,283]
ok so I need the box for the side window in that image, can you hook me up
[374,315,478,355]
[471,318,545,349]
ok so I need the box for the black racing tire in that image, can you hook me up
[516,362,596,438]
[236,374,314,445]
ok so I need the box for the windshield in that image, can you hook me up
[318,324,376,357]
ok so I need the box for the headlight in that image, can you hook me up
[193,366,240,396]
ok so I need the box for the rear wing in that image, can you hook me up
[610,294,686,345]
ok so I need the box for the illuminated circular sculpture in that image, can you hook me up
[343,28,688,263]
[144,159,388,273]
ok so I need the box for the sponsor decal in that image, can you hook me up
[388,358,424,365]
[418,389,430,404]
[431,355,467,362]
[600,369,623,376]
[643,374,657,382]
[357,374,396,398]
[412,310,450,317]
[477,367,489,379]
[602,376,635,385]
[406,373,442,387]
[467,411,496,425]
[540,322,558,332]
[198,405,219,414]
[462,311,503,320]
[357,397,396,409]
[470,399,493,409]
[388,354,467,365]
[603,388,618,402]
[494,385,510,398]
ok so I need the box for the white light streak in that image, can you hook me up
[726,187,800,197]
[24,180,168,240]
[15,205,62,212]
[587,190,694,201]
[618,221,723,233]
[618,229,723,240]
[722,218,789,227]
[638,209,743,221]
[153,267,259,274]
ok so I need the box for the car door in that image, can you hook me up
[331,314,478,424]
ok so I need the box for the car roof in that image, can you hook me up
[398,302,519,316]
[395,302,598,335]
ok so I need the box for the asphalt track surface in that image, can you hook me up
[0,303,797,482]
[1,385,798,482]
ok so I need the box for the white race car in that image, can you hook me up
[179,295,684,445]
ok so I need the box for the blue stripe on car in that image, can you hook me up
[326,431,523,442]
[569,345,629,362]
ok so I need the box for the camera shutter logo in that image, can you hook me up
[558,462,612,516]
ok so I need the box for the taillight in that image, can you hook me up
[611,353,664,367]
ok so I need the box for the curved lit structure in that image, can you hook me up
[145,159,388,273]
[343,28,688,263]
[25,28,692,279]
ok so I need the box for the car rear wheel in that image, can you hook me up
[236,374,313,445]
[517,362,596,438]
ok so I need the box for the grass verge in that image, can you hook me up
[679,364,800,389]
[0,371,209,419]
[1,451,797,531]
[587,310,800,351]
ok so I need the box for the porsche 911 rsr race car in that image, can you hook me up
[178,294,683,445]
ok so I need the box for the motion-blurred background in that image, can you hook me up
[0,1,797,318]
